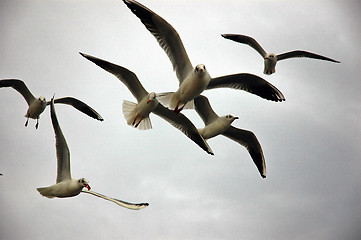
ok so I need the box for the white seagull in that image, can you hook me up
[123,0,285,113]
[37,97,149,210]
[221,34,340,75]
[194,95,266,178]
[80,52,214,155]
[0,79,103,128]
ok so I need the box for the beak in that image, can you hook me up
[234,117,239,119]
[84,184,91,190]
[147,99,151,104]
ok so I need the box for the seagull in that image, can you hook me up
[37,97,149,210]
[80,52,214,155]
[122,0,285,113]
[221,34,340,75]
[194,95,266,178]
[0,79,103,128]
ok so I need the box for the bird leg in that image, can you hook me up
[174,102,186,114]
[25,117,29,127]
[35,118,39,129]
[132,116,138,126]
[134,117,143,128]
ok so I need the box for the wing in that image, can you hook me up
[0,79,36,106]
[153,104,214,155]
[123,0,193,83]
[222,126,266,178]
[194,95,219,125]
[81,190,149,210]
[221,34,267,58]
[50,97,72,183]
[207,73,285,102]
[277,50,340,63]
[46,97,104,121]
[79,52,148,102]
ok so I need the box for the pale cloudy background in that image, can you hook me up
[0,0,360,239]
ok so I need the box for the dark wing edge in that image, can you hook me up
[153,104,214,155]
[221,34,267,58]
[79,52,148,102]
[82,190,149,210]
[123,0,193,83]
[222,126,266,178]
[277,50,341,63]
[0,79,36,105]
[194,95,219,125]
[207,73,285,102]
[46,97,104,121]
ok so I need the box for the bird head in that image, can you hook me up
[195,64,206,73]
[147,92,157,104]
[78,178,91,190]
[225,114,239,123]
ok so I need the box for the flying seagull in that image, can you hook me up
[194,95,266,178]
[37,97,149,210]
[80,52,214,155]
[122,0,285,113]
[221,34,340,75]
[0,79,103,128]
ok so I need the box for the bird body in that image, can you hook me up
[168,64,211,113]
[37,178,90,198]
[122,92,159,130]
[24,96,47,128]
[199,115,238,140]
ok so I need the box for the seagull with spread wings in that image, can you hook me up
[80,52,213,155]
[221,34,340,75]
[0,79,103,128]
[122,0,285,114]
[194,95,266,178]
[37,97,149,210]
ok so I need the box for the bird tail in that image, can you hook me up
[122,100,152,130]
[37,187,55,198]
[157,92,194,110]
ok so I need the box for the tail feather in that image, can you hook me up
[122,100,138,126]
[136,116,152,130]
[157,92,174,109]
[37,187,55,198]
[157,92,194,111]
[122,100,152,130]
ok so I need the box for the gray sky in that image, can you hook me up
[1,0,360,239]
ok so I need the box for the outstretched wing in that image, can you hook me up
[81,190,149,210]
[0,79,36,106]
[194,95,219,125]
[50,97,72,183]
[80,52,148,102]
[207,73,285,102]
[221,34,267,58]
[46,97,103,121]
[222,126,266,178]
[123,0,193,83]
[277,50,340,63]
[153,104,214,155]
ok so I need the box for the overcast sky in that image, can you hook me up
[1,0,360,239]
